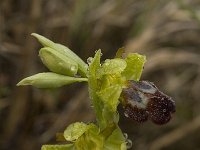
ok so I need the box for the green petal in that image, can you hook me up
[122,53,146,81]
[97,58,126,78]
[17,72,88,88]
[39,47,78,76]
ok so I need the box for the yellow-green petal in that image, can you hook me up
[122,53,146,81]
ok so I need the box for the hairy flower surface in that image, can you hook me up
[121,80,175,125]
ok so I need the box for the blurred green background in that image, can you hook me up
[1,0,200,150]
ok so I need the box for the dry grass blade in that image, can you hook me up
[149,115,200,150]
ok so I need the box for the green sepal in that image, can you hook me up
[39,47,78,76]
[17,72,88,88]
[41,144,75,150]
[122,53,146,81]
[32,33,88,77]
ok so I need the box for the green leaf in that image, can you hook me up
[122,53,146,81]
[39,47,78,76]
[41,144,74,150]
[64,122,97,142]
[97,58,126,78]
[17,72,88,88]
[32,33,88,77]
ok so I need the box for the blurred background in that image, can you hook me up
[1,0,200,150]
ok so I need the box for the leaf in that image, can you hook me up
[122,53,146,81]
[39,47,78,76]
[41,144,74,150]
[31,33,88,77]
[97,58,126,78]
[17,72,88,88]
[64,122,96,142]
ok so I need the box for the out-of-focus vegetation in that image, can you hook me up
[1,0,200,150]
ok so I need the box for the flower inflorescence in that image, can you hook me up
[17,33,175,150]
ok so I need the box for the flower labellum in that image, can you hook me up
[121,80,175,125]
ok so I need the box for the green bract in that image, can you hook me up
[17,34,146,150]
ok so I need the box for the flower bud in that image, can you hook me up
[17,72,88,88]
[32,33,88,77]
[39,47,78,76]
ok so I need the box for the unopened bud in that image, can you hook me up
[17,72,88,88]
[39,47,78,76]
[32,33,88,77]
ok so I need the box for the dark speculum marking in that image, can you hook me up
[121,80,175,125]
[122,89,142,103]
